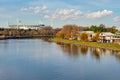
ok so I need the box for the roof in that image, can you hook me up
[100,32,114,36]
[77,31,94,34]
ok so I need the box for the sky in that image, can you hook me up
[0,0,120,28]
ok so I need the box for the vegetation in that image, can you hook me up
[64,33,71,39]
[86,24,106,32]
[92,32,100,42]
[85,24,118,33]
[0,27,61,37]
[56,24,86,39]
[79,33,88,41]
[56,31,64,38]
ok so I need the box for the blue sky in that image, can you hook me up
[0,0,120,28]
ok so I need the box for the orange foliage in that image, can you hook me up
[64,33,71,39]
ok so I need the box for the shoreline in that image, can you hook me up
[51,38,120,51]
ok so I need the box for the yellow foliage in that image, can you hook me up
[79,33,88,41]
[56,31,64,38]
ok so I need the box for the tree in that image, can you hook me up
[89,25,98,32]
[98,24,106,32]
[56,31,64,38]
[61,24,86,35]
[39,28,47,35]
[99,24,105,28]
[79,33,88,41]
[64,33,71,39]
[89,24,106,32]
[92,32,100,42]
[106,26,118,33]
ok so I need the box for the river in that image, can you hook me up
[0,39,120,80]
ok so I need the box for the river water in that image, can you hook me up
[0,39,120,80]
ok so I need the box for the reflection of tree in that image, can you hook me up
[101,49,106,54]
[63,44,79,57]
[115,54,120,61]
[56,43,80,58]
[41,38,52,42]
[64,44,72,55]
[79,46,88,55]
[90,48,100,60]
[112,50,120,61]
[71,45,79,57]
[56,42,120,62]
[56,42,64,45]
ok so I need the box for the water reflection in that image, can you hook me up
[0,39,120,80]
[56,42,79,57]
[56,42,120,61]
[79,46,88,56]
[90,48,100,60]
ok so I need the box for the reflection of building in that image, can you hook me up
[9,24,50,30]
[77,31,95,41]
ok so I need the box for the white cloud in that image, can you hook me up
[45,9,82,20]
[113,16,120,22]
[86,9,113,19]
[21,5,48,14]
[44,15,50,19]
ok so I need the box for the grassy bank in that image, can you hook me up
[51,38,120,51]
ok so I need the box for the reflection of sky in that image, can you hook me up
[0,39,120,80]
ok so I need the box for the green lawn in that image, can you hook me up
[51,38,120,51]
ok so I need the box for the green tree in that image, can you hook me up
[89,25,98,32]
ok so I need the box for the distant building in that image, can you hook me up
[9,24,50,30]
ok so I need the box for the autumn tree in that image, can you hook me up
[56,31,64,38]
[79,33,88,41]
[39,28,47,35]
[92,32,100,42]
[61,24,85,34]
[64,33,71,39]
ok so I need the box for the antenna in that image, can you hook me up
[51,19,54,27]
[16,19,21,29]
[7,21,9,28]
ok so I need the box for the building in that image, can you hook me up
[9,24,50,30]
[99,32,114,43]
[99,32,120,44]
[77,31,95,41]
[112,31,120,44]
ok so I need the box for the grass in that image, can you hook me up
[51,38,120,51]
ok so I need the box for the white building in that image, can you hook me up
[112,31,120,44]
[99,32,114,43]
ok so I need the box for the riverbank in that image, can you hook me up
[51,38,120,51]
